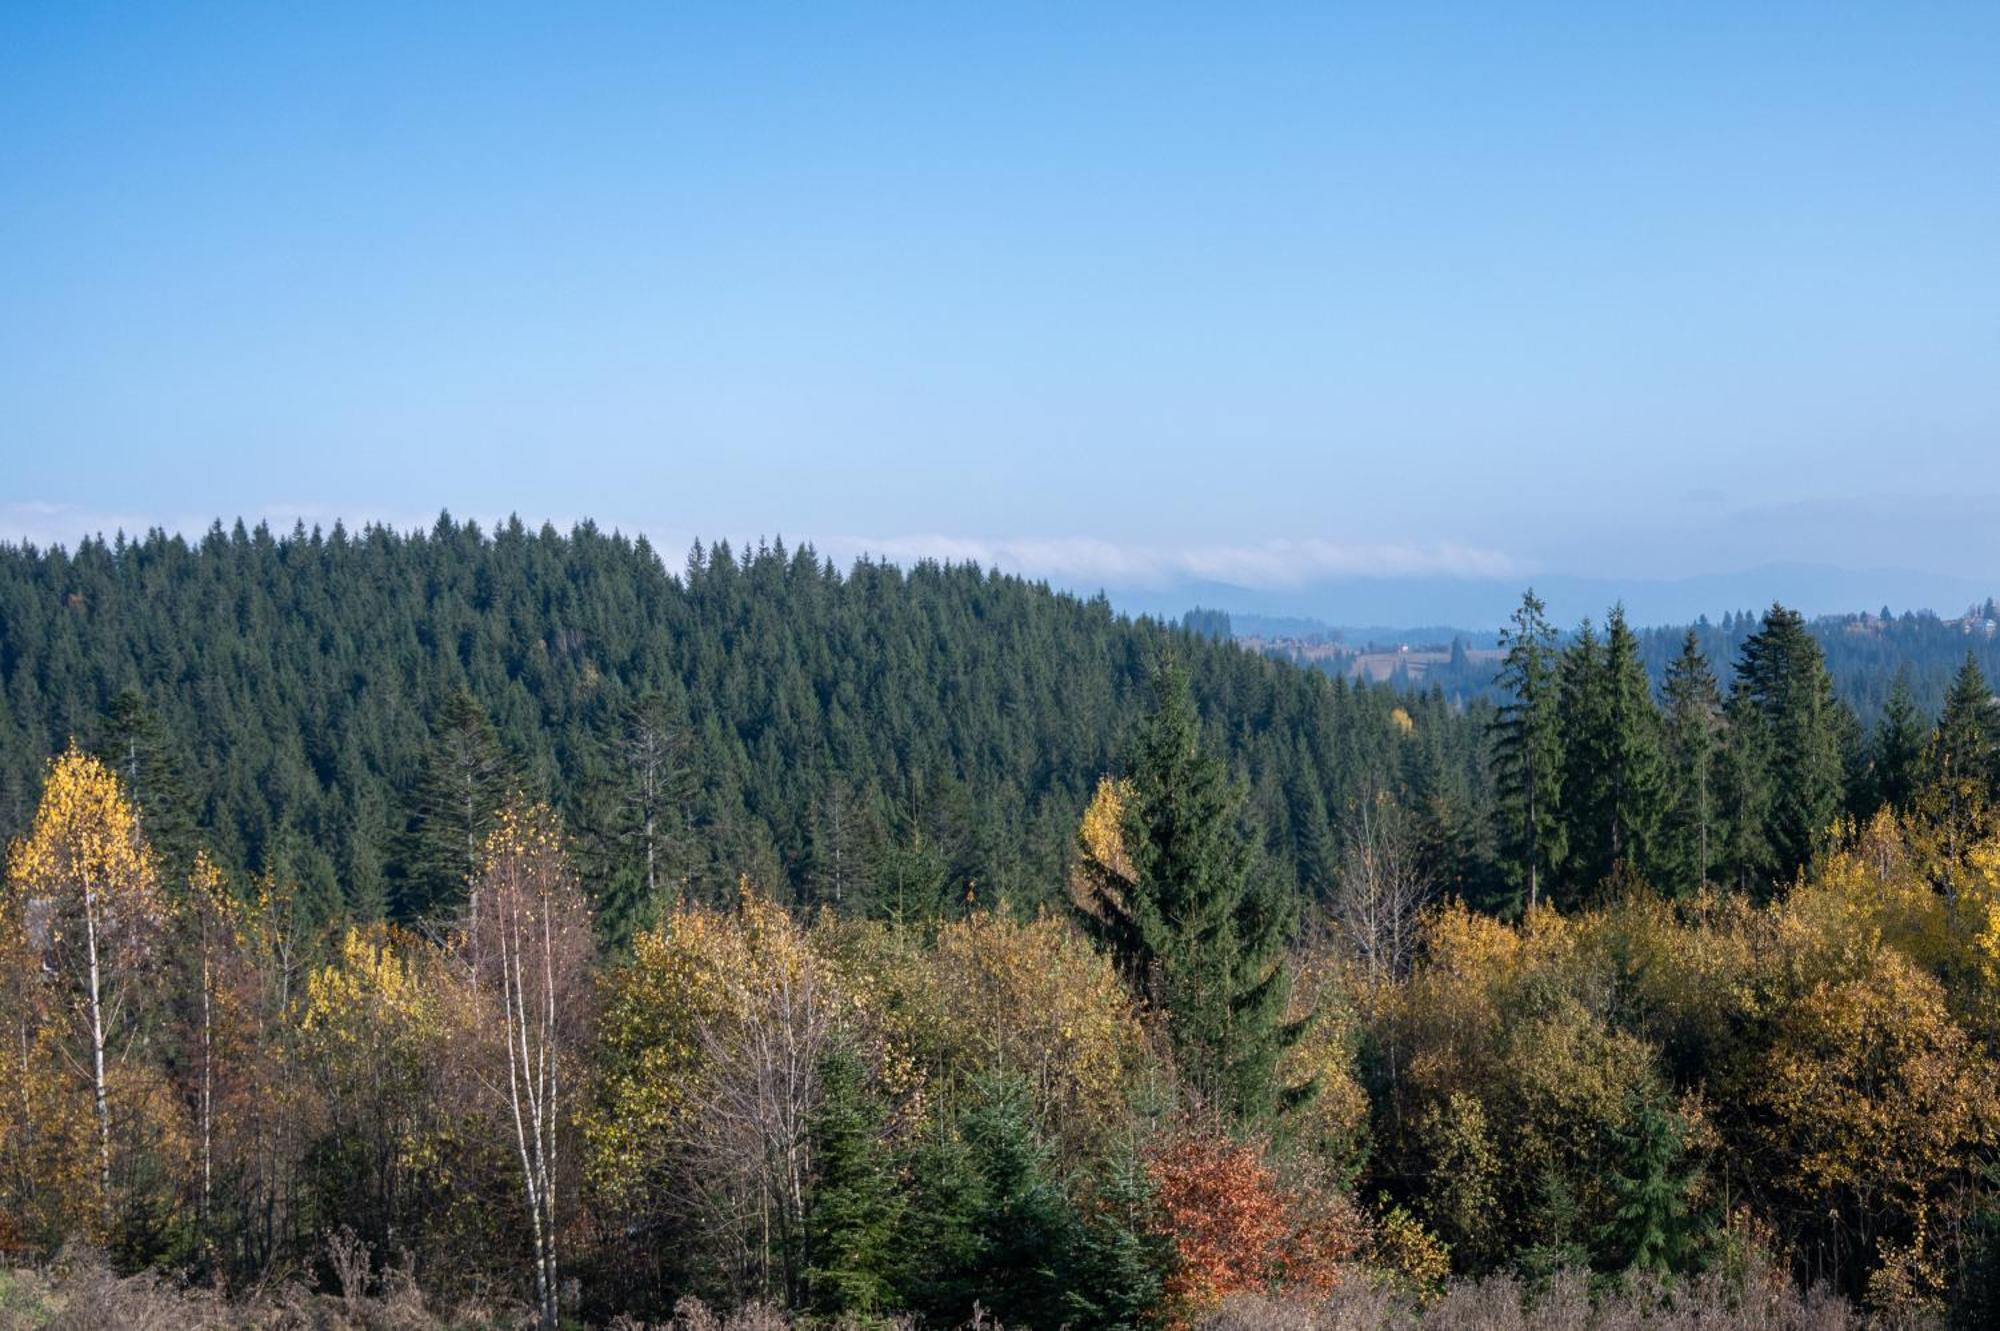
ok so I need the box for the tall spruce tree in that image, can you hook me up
[1555,618,1611,902]
[95,687,200,888]
[1600,607,1667,887]
[1660,631,1723,895]
[1076,658,1301,1123]
[1557,610,1667,898]
[1871,668,1929,817]
[1713,691,1775,893]
[1732,605,1844,889]
[1491,590,1566,911]
[396,688,515,919]
[1928,654,1999,798]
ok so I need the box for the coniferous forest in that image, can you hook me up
[4,517,2000,1328]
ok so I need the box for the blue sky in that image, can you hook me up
[3,4,1997,621]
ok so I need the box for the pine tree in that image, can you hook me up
[1491,590,1566,912]
[1555,619,1609,901]
[1075,658,1302,1123]
[1870,669,1929,816]
[1732,605,1843,888]
[396,689,514,919]
[805,1048,906,1316]
[1661,631,1722,894]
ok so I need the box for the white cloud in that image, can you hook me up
[828,534,1519,588]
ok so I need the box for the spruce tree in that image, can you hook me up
[577,692,697,944]
[1602,607,1667,886]
[804,777,875,913]
[956,1074,1077,1330]
[1732,605,1843,888]
[899,1118,989,1325]
[1064,1144,1173,1331]
[1598,1091,1704,1278]
[1077,658,1301,1123]
[1928,653,1999,800]
[1554,618,1610,901]
[1916,654,1998,895]
[1491,590,1566,912]
[96,687,199,888]
[1660,631,1722,894]
[804,1048,905,1317]
[1871,668,1929,816]
[1713,693,1775,893]
[1559,608,1667,897]
[396,688,514,919]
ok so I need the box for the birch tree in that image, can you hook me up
[5,746,165,1233]
[461,802,594,1331]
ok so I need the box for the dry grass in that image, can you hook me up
[0,1256,1923,1331]
[1198,1266,1926,1331]
[0,1244,529,1331]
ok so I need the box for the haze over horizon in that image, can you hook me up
[5,5,1998,625]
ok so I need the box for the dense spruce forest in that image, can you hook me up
[0,517,1489,939]
[4,517,2000,1328]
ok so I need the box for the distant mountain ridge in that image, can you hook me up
[1110,561,1998,633]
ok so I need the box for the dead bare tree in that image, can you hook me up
[460,802,595,1331]
[615,694,697,908]
[1334,787,1432,987]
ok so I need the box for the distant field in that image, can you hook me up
[1238,636,1505,683]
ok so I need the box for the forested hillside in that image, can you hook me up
[7,519,2000,1328]
[0,517,1491,939]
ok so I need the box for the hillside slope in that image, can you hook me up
[0,516,1493,932]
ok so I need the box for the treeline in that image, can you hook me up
[0,517,1490,939]
[1323,603,2000,725]
[1487,591,2000,911]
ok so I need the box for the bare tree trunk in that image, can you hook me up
[83,880,113,1226]
[200,940,214,1235]
[499,887,559,1331]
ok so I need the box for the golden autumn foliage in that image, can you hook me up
[1078,775,1135,884]
[1351,814,2000,1304]
[925,909,1151,1151]
[1381,901,1665,1263]
[812,904,1156,1156]
[4,746,172,1240]
[1276,939,1370,1181]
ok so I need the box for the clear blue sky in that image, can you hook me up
[3,4,1997,616]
